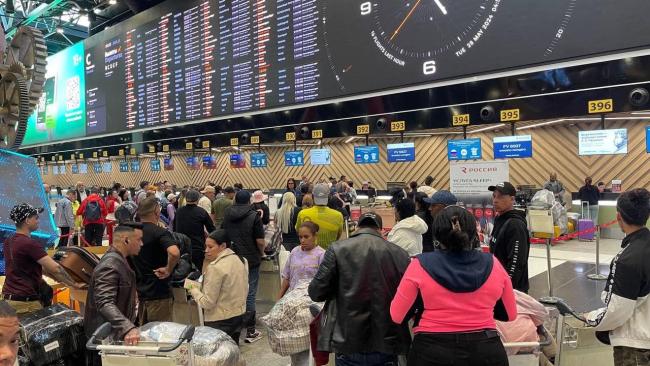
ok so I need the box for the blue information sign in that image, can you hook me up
[93,163,102,173]
[251,153,268,168]
[71,165,79,174]
[646,126,650,153]
[102,162,112,172]
[447,139,482,160]
[150,159,161,172]
[493,135,533,159]
[354,145,379,164]
[79,163,88,174]
[119,162,129,172]
[284,151,304,166]
[130,160,140,172]
[387,143,415,163]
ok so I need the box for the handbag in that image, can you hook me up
[7,235,53,307]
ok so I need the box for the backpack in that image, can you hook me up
[115,201,137,224]
[170,232,197,288]
[263,221,283,257]
[84,200,101,221]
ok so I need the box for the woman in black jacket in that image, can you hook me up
[415,192,434,252]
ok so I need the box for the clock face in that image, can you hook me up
[372,0,491,59]
[321,0,578,93]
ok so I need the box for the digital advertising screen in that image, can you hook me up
[102,162,112,172]
[150,159,161,172]
[647,126,650,153]
[284,151,304,167]
[250,153,268,168]
[71,165,79,174]
[0,149,59,248]
[448,139,482,160]
[310,149,331,165]
[23,42,87,146]
[578,129,628,156]
[202,156,217,169]
[130,160,141,172]
[186,156,201,170]
[387,143,415,163]
[17,0,650,147]
[493,135,533,159]
[354,145,379,164]
[163,157,174,171]
[93,162,102,173]
[119,161,129,172]
[229,154,246,168]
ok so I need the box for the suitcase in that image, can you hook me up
[53,246,100,284]
[19,304,86,366]
[579,202,595,241]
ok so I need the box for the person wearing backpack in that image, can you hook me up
[77,187,108,246]
[54,190,76,246]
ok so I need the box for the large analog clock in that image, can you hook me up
[322,0,578,93]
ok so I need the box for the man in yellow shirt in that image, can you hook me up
[295,183,344,249]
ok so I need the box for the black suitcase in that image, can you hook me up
[19,304,86,366]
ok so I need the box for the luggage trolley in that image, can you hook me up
[87,322,196,366]
[504,326,553,366]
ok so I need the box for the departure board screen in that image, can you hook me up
[21,0,650,146]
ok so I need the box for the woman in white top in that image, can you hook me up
[387,198,428,256]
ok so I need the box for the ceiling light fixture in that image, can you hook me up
[469,124,503,133]
[56,26,65,34]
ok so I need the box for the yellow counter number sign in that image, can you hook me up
[357,124,370,135]
[391,120,406,132]
[500,109,520,122]
[250,136,260,144]
[148,146,156,153]
[312,129,323,139]
[286,132,296,141]
[588,99,613,114]
[162,145,169,152]
[185,142,193,150]
[230,138,239,146]
[202,141,210,149]
[452,114,470,126]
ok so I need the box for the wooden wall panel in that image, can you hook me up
[42,121,650,192]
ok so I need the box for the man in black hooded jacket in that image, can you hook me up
[488,182,530,293]
[221,190,265,343]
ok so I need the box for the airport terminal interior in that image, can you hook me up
[0,0,649,366]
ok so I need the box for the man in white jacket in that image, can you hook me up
[387,198,428,256]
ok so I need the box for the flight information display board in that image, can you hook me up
[21,0,650,146]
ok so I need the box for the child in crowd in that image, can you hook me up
[278,222,325,299]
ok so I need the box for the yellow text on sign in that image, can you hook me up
[452,114,470,126]
[148,146,156,153]
[391,121,406,132]
[500,109,520,122]
[230,138,239,146]
[588,99,613,114]
[79,153,84,159]
[185,142,193,150]
[286,132,296,141]
[250,136,260,144]
[357,124,370,135]
[312,129,323,139]
[93,152,98,158]
[70,154,76,160]
[202,141,210,149]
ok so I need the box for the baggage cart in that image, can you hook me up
[86,322,195,366]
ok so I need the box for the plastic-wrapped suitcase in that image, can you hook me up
[578,202,595,241]
[53,246,100,284]
[19,304,86,366]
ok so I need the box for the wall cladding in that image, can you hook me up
[43,121,650,192]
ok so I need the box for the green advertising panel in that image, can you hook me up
[22,42,86,146]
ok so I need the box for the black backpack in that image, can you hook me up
[84,200,101,221]
[170,232,198,287]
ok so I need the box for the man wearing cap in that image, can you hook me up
[423,190,458,251]
[2,204,83,314]
[199,186,216,214]
[174,190,216,270]
[221,190,266,343]
[488,182,530,293]
[212,187,235,228]
[295,183,344,250]
[309,212,411,363]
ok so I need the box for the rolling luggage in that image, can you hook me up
[19,304,86,366]
[53,246,100,284]
[578,202,595,241]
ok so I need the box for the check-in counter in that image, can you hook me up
[570,192,650,239]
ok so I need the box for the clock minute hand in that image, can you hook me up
[433,0,448,15]
[390,0,422,41]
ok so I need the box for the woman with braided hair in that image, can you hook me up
[390,205,517,366]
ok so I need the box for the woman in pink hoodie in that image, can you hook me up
[390,205,517,366]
